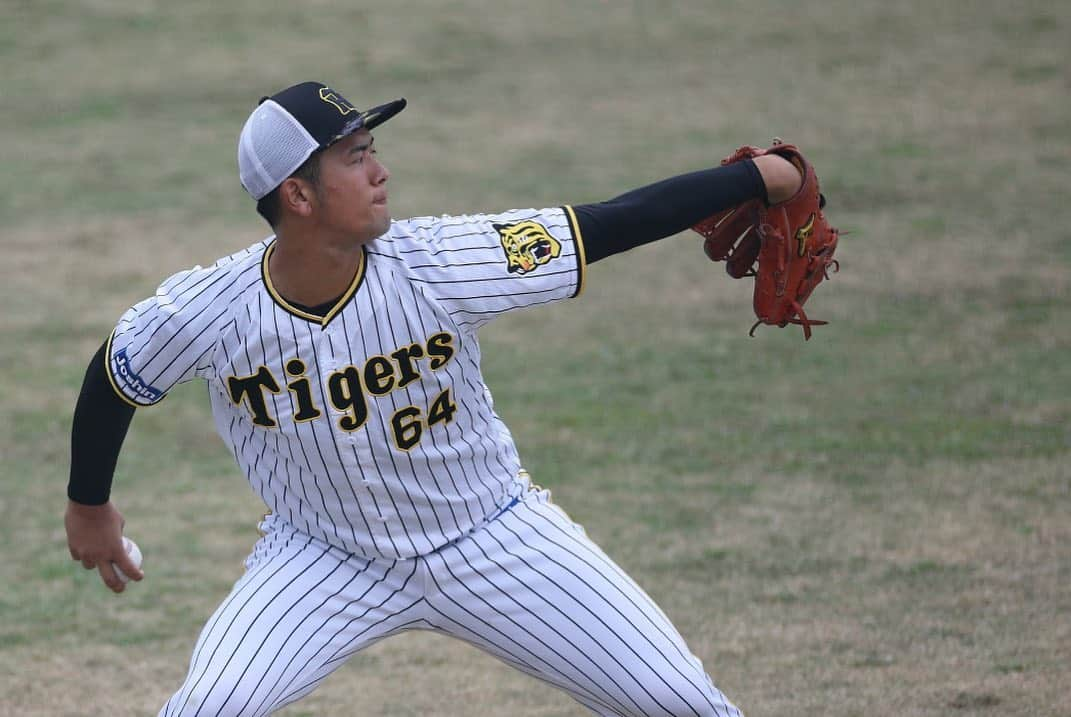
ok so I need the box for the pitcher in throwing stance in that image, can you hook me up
[66,81,805,716]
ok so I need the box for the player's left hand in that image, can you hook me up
[692,140,840,339]
[65,499,144,593]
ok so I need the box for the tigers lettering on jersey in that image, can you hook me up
[110,207,583,560]
[227,330,456,433]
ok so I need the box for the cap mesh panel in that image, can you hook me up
[237,100,319,200]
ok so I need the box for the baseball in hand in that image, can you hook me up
[114,536,143,583]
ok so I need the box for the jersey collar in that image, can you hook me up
[260,241,367,327]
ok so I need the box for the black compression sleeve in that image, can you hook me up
[574,159,767,264]
[67,341,136,505]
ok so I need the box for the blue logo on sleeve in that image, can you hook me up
[114,348,164,403]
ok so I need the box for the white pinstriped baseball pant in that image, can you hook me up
[159,489,742,717]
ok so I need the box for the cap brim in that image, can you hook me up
[360,98,407,130]
[326,98,407,146]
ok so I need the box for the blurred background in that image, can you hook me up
[2,1,1068,714]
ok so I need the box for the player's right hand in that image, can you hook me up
[65,500,144,593]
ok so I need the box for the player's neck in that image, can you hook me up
[267,233,363,307]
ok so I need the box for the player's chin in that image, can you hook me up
[351,215,391,244]
[371,207,392,236]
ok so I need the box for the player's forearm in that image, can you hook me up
[68,341,136,505]
[574,159,767,263]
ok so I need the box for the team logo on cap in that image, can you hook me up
[319,87,358,115]
[494,220,562,274]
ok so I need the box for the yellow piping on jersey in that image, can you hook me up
[103,329,160,409]
[261,242,367,326]
[563,205,587,298]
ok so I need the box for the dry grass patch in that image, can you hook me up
[3,1,1069,715]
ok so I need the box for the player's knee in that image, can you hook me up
[622,678,742,717]
[681,690,744,717]
[161,681,276,717]
[649,697,741,717]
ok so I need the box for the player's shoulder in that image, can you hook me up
[367,217,441,262]
[379,215,453,246]
[382,208,567,248]
[153,238,269,308]
[210,237,272,272]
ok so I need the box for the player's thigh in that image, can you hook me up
[160,524,426,717]
[424,494,742,717]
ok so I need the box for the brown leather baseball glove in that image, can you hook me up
[692,140,839,339]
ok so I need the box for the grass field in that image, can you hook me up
[2,1,1069,715]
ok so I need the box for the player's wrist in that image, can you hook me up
[753,154,804,205]
[66,497,113,513]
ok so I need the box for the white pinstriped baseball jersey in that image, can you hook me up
[107,207,585,559]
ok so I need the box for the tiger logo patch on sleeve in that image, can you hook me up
[494,220,562,274]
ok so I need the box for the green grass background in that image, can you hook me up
[2,1,1068,715]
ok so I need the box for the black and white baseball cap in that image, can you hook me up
[238,81,406,200]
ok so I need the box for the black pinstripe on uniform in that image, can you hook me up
[105,208,740,716]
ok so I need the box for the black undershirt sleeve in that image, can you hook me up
[67,341,136,505]
[574,158,767,264]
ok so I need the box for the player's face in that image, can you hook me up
[314,129,391,242]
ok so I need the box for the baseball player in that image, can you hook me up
[66,81,804,716]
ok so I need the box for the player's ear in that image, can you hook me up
[279,177,316,218]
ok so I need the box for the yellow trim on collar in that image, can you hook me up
[261,242,367,327]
